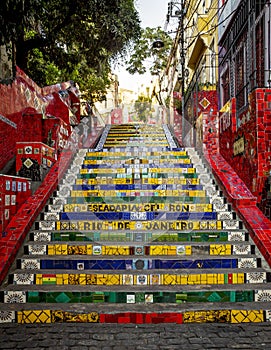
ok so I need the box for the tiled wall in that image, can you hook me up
[0,175,31,232]
[0,67,79,170]
[219,89,271,204]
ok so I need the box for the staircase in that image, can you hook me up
[1,124,271,324]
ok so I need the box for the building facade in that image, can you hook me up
[167,0,271,216]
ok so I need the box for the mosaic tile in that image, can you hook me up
[33,231,51,242]
[254,290,271,302]
[4,291,26,303]
[52,197,67,205]
[0,311,16,323]
[17,310,51,324]
[64,174,77,184]
[43,212,59,221]
[238,258,258,269]
[228,232,246,241]
[135,246,144,255]
[246,272,267,283]
[145,294,153,303]
[123,274,134,285]
[28,244,47,255]
[183,310,231,323]
[150,274,160,285]
[39,221,55,230]
[47,204,63,212]
[127,295,135,303]
[58,185,72,197]
[136,275,148,285]
[13,273,35,285]
[222,219,242,230]
[21,259,40,270]
[233,244,251,255]
[231,310,264,323]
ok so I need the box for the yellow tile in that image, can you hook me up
[168,246,177,255]
[52,311,99,323]
[200,274,207,284]
[163,274,178,285]
[107,274,121,285]
[217,274,225,284]
[231,310,264,323]
[62,274,69,285]
[68,274,80,285]
[56,274,63,285]
[86,274,97,285]
[79,274,86,285]
[150,246,162,255]
[180,275,188,285]
[87,245,93,255]
[207,274,214,284]
[187,274,201,285]
[237,273,245,284]
[118,246,130,255]
[97,274,108,285]
[185,246,192,255]
[18,310,51,324]
[57,244,68,255]
[35,274,42,285]
[232,273,238,284]
[47,245,55,255]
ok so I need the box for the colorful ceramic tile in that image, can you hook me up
[123,274,134,285]
[183,310,231,323]
[17,310,51,324]
[255,290,271,302]
[238,258,257,269]
[28,244,47,255]
[246,272,266,283]
[21,259,40,270]
[4,291,26,303]
[127,295,135,303]
[33,231,51,242]
[13,273,35,285]
[0,311,16,323]
[231,310,264,323]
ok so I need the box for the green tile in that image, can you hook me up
[27,291,41,303]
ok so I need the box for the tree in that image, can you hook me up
[126,27,172,76]
[126,27,173,106]
[0,0,141,103]
[134,95,152,123]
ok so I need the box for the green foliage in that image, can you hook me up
[126,27,173,76]
[134,95,152,122]
[0,0,141,103]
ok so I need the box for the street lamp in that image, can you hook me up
[152,39,165,49]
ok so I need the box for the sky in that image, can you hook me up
[114,0,169,91]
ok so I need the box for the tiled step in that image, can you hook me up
[29,229,249,242]
[3,288,271,303]
[24,241,256,256]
